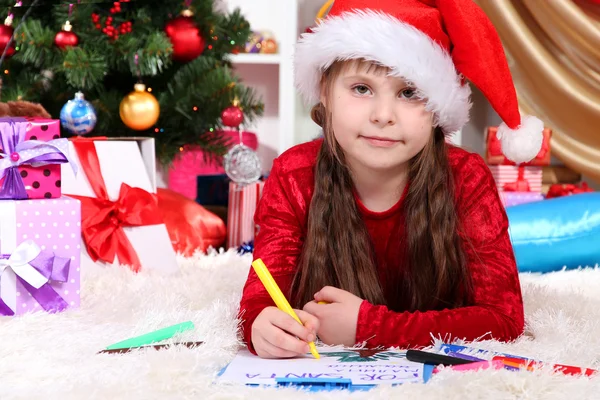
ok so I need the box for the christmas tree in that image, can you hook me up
[0,0,264,165]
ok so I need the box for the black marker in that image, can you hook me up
[406,350,475,366]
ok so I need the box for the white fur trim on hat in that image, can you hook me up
[294,10,472,133]
[497,115,545,164]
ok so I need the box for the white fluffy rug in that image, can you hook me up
[2,250,600,400]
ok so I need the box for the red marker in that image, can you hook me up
[493,356,597,377]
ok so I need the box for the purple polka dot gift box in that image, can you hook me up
[0,117,75,200]
[0,196,81,316]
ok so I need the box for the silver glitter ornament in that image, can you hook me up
[224,143,261,184]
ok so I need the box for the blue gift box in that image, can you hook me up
[196,174,230,206]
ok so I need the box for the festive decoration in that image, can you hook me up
[2,1,263,165]
[54,20,78,49]
[221,102,244,128]
[119,83,160,131]
[164,10,205,62]
[546,182,594,199]
[244,31,264,53]
[60,92,97,135]
[168,130,258,200]
[224,144,261,185]
[260,38,278,54]
[0,17,15,59]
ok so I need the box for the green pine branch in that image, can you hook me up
[0,0,265,165]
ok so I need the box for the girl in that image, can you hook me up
[238,0,544,359]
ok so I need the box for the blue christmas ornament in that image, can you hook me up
[60,91,97,135]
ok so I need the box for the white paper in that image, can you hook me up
[219,347,424,386]
[61,140,178,275]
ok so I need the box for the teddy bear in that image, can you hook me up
[0,100,51,118]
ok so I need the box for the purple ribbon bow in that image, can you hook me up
[0,240,71,316]
[0,117,77,199]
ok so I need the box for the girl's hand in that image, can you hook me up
[303,286,364,346]
[251,306,319,359]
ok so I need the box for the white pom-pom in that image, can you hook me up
[497,115,545,164]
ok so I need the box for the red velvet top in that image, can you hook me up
[238,139,524,353]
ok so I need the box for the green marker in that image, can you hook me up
[105,321,195,350]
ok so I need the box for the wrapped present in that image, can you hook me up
[60,138,178,274]
[227,181,265,248]
[0,117,76,200]
[196,174,230,207]
[489,165,543,193]
[168,130,258,200]
[500,192,544,207]
[486,126,552,166]
[0,196,81,316]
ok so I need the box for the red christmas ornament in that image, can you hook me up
[0,23,15,58]
[221,104,244,128]
[164,10,205,63]
[54,21,79,49]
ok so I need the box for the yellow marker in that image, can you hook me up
[317,301,329,305]
[252,258,320,359]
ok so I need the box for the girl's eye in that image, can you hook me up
[400,88,417,99]
[352,85,371,95]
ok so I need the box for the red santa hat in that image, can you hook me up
[294,0,544,164]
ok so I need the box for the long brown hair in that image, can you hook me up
[290,60,473,312]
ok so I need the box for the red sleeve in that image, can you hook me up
[355,153,525,348]
[237,159,305,354]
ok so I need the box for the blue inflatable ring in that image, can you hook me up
[506,192,600,273]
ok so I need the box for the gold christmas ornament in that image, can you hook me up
[119,83,160,130]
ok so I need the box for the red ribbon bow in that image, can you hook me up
[70,138,162,272]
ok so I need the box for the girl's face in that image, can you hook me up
[324,61,434,172]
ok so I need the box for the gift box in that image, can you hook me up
[0,117,75,200]
[227,181,265,248]
[196,174,230,207]
[168,130,258,200]
[60,138,178,274]
[0,196,81,316]
[486,126,552,166]
[500,192,544,207]
[489,165,543,193]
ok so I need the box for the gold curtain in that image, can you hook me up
[476,0,600,183]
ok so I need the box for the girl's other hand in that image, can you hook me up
[303,286,363,346]
[251,306,319,359]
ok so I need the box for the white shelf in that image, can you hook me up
[230,53,282,65]
[218,0,323,173]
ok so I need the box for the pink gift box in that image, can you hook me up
[500,192,544,207]
[0,196,81,316]
[168,130,258,200]
[489,165,543,193]
[0,118,65,199]
[227,181,264,248]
